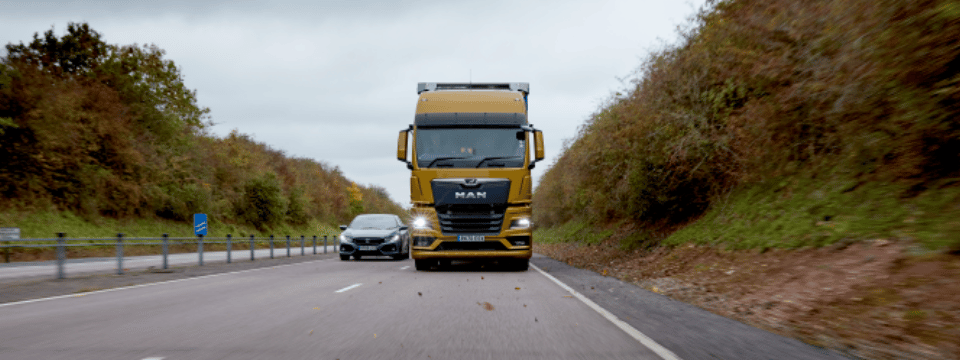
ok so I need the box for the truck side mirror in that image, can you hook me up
[534,130,545,161]
[397,130,409,162]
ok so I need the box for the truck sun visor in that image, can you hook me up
[414,112,527,127]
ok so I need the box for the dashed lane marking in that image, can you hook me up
[335,283,362,293]
[400,266,410,270]
[531,263,682,360]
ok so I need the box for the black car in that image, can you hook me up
[338,214,410,261]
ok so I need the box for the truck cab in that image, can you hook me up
[397,82,545,271]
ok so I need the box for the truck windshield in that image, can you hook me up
[416,128,526,168]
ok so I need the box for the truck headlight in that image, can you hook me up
[509,218,531,230]
[413,217,430,229]
[340,234,353,243]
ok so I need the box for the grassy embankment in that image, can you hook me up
[534,0,960,252]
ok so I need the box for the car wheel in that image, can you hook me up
[392,253,406,260]
[414,259,433,271]
[354,254,362,260]
[340,255,349,261]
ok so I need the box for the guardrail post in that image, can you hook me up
[312,235,317,255]
[300,235,305,256]
[116,233,124,275]
[3,240,9,263]
[324,235,328,254]
[250,235,255,261]
[227,234,232,264]
[56,232,66,279]
[162,234,169,269]
[198,234,204,266]
[269,235,274,259]
[286,235,291,257]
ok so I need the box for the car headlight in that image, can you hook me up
[509,218,532,230]
[339,234,353,243]
[412,217,430,229]
[388,234,400,242]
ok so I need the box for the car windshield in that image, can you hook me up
[415,128,526,168]
[349,215,397,230]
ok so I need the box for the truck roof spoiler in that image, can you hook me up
[418,82,529,95]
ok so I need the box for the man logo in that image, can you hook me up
[455,192,486,199]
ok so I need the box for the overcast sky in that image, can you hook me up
[1,0,707,207]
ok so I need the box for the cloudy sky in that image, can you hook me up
[1,0,707,207]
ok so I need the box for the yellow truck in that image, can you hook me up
[397,82,545,271]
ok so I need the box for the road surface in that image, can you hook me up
[0,254,850,360]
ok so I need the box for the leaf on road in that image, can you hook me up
[478,301,495,311]
[418,292,422,296]
[563,295,572,298]
[515,287,521,290]
[309,330,313,335]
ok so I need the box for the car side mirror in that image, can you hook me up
[399,225,409,231]
[339,225,347,231]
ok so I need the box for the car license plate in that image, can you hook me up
[458,235,484,242]
[359,245,377,251]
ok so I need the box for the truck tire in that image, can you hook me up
[506,259,528,271]
[415,259,433,271]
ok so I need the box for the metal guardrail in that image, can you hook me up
[0,233,341,279]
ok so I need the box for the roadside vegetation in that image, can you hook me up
[533,1,960,358]
[534,0,960,251]
[0,23,403,241]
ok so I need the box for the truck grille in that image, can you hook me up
[436,204,505,235]
[354,238,384,245]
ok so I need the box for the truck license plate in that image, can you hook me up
[359,245,377,251]
[458,235,484,242]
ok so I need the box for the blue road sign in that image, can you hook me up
[194,214,208,236]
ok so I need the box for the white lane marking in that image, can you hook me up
[400,266,410,270]
[142,357,165,360]
[335,283,362,293]
[531,263,682,360]
[0,259,329,309]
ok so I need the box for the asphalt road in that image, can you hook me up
[0,254,851,360]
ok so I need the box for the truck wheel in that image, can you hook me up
[340,255,349,261]
[415,259,433,271]
[507,259,529,271]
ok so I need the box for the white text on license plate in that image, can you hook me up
[458,235,484,242]
[359,245,377,251]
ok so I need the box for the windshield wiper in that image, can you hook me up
[475,156,520,168]
[425,156,468,167]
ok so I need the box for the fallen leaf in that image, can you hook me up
[480,302,495,311]
[535,317,538,322]
[379,282,382,284]
[602,269,608,276]
[523,304,527,307]
[515,287,520,290]
[563,295,572,298]
[418,292,422,296]
[313,307,321,310]
[481,276,484,280]
[309,330,313,335]
[374,333,377,338]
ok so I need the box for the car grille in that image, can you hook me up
[435,204,505,235]
[436,241,508,251]
[354,238,384,245]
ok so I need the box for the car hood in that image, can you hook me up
[343,229,397,238]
